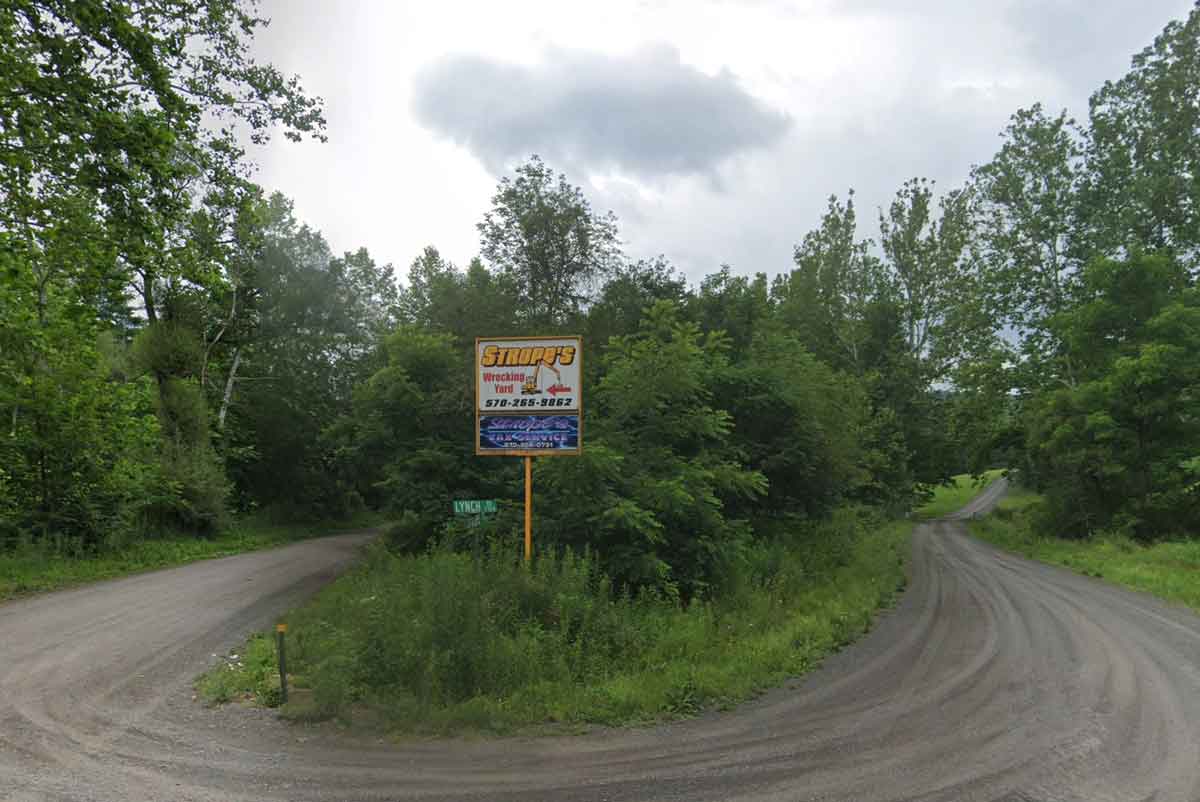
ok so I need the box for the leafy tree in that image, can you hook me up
[537,302,766,596]
[0,0,323,225]
[330,328,505,545]
[1083,2,1200,264]
[973,105,1085,336]
[400,247,466,332]
[478,156,621,327]
[971,104,1088,399]
[1,0,325,334]
[582,257,688,347]
[398,247,520,343]
[687,267,771,360]
[855,299,955,504]
[716,327,870,519]
[877,178,982,380]
[0,301,163,548]
[1026,255,1200,538]
[775,184,972,503]
[773,191,881,372]
[579,256,689,389]
[133,318,229,534]
[219,195,399,518]
[944,346,1025,475]
[0,1,324,545]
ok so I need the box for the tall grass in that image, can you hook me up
[213,508,912,734]
[971,486,1200,609]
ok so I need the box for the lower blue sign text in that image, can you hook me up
[478,414,580,453]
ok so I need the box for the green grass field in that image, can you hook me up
[0,515,381,603]
[969,485,1200,611]
[914,469,1005,519]
[199,511,914,735]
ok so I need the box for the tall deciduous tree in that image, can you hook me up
[217,194,400,518]
[397,247,520,342]
[774,191,881,373]
[1025,255,1200,538]
[972,103,1085,387]
[478,156,621,327]
[1083,2,1200,265]
[0,0,325,316]
[877,177,981,380]
[688,266,771,360]
[583,257,688,349]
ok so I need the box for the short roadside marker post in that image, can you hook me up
[275,623,289,705]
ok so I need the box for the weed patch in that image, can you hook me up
[197,633,284,706]
[201,510,912,735]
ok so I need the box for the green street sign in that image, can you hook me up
[453,499,498,515]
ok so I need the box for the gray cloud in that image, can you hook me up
[412,44,791,179]
[604,79,1031,285]
[1005,0,1192,97]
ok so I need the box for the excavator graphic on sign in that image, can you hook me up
[521,358,561,395]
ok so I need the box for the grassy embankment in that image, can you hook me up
[0,513,381,602]
[913,469,1005,519]
[198,509,913,735]
[968,484,1200,608]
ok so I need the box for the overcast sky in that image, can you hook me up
[248,0,1191,285]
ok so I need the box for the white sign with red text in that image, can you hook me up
[476,336,581,414]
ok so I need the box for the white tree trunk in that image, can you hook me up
[217,347,242,432]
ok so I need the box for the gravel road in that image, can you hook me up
[6,483,1200,801]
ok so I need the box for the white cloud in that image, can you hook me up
[247,0,1194,285]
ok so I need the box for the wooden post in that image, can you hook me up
[275,623,289,705]
[524,455,532,562]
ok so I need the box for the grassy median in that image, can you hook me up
[199,509,912,735]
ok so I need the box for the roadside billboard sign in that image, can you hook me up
[475,336,582,457]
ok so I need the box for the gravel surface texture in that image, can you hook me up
[5,483,1200,801]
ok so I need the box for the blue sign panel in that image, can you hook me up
[478,414,580,453]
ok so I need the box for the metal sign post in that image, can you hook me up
[475,336,583,561]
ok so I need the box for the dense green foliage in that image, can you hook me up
[961,5,1200,540]
[1022,257,1200,537]
[1,0,328,550]
[200,511,911,733]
